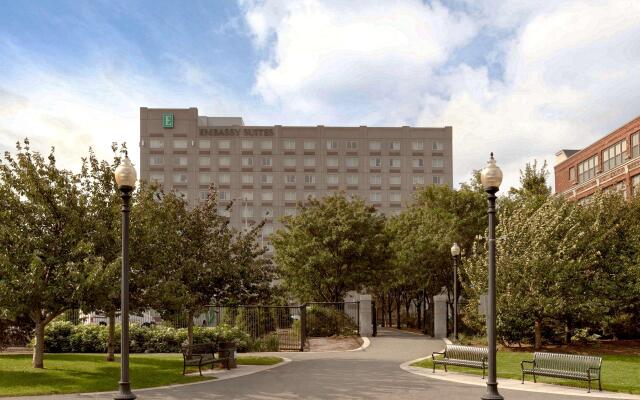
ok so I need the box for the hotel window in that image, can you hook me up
[412,159,424,168]
[412,140,424,151]
[327,175,339,185]
[569,167,576,181]
[218,207,231,217]
[326,157,339,167]
[602,139,627,171]
[283,158,296,168]
[369,141,381,151]
[390,193,402,203]
[304,140,316,150]
[262,157,273,167]
[242,207,254,218]
[150,156,164,166]
[304,158,316,167]
[389,176,401,185]
[174,156,188,166]
[413,176,425,185]
[326,139,338,150]
[241,157,253,167]
[149,139,164,149]
[242,192,254,201]
[284,208,297,216]
[390,158,401,168]
[218,140,231,150]
[149,173,164,184]
[370,175,382,185]
[390,141,401,151]
[283,139,296,150]
[199,174,212,185]
[432,159,444,169]
[173,173,188,184]
[369,157,382,168]
[219,191,230,201]
[346,141,358,150]
[262,208,273,218]
[433,176,443,185]
[285,175,296,184]
[632,132,640,158]
[261,192,273,201]
[261,174,273,184]
[284,192,297,201]
[241,175,254,185]
[370,192,381,202]
[346,175,359,185]
[199,140,210,149]
[176,191,188,200]
[261,140,273,150]
[432,141,444,151]
[577,155,598,183]
[173,139,188,149]
[199,156,210,167]
[304,175,316,184]
[241,140,254,150]
[219,157,231,167]
[304,192,316,200]
[263,224,274,235]
[199,191,209,201]
[345,157,359,168]
[633,174,640,196]
[218,174,231,185]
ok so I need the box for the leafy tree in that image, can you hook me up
[0,139,98,368]
[272,193,389,302]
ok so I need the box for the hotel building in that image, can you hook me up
[555,115,640,202]
[139,107,453,249]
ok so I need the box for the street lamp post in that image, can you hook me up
[450,242,461,341]
[480,153,503,400]
[114,155,137,400]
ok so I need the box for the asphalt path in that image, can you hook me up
[15,328,621,400]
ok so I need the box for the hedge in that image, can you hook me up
[38,321,251,353]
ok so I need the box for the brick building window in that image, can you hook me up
[569,167,576,181]
[632,132,640,158]
[633,174,640,196]
[578,155,598,183]
[602,139,626,171]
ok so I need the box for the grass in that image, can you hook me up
[0,353,283,397]
[412,352,640,394]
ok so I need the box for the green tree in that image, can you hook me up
[0,140,98,368]
[272,193,389,302]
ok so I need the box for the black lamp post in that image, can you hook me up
[480,153,503,400]
[450,242,461,341]
[114,155,137,400]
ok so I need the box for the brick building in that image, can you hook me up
[555,115,640,202]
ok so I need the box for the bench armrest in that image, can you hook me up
[588,367,601,375]
[432,350,445,359]
[520,360,534,369]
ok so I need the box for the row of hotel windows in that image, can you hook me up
[570,132,640,183]
[150,155,445,169]
[151,173,444,186]
[188,191,405,205]
[149,138,446,152]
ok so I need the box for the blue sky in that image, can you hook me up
[1,0,639,190]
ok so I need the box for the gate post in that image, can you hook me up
[300,304,307,352]
[433,289,448,338]
[358,295,373,337]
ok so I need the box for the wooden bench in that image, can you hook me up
[432,344,489,379]
[521,352,602,392]
[181,342,230,376]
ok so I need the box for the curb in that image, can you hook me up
[400,354,640,399]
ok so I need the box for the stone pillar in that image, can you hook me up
[358,295,373,337]
[433,291,448,339]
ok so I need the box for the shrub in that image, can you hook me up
[306,306,358,337]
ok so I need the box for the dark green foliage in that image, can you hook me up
[306,306,358,337]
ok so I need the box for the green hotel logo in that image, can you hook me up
[162,113,174,128]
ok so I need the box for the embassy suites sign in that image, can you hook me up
[199,127,274,137]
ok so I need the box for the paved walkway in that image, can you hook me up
[9,329,628,399]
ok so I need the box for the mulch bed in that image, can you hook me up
[501,340,640,356]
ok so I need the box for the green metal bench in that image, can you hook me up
[432,344,489,379]
[181,342,230,376]
[521,352,602,392]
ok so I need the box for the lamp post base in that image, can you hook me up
[114,382,136,400]
[481,383,503,400]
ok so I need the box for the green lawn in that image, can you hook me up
[413,352,640,394]
[0,353,283,397]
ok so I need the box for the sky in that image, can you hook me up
[1,0,639,191]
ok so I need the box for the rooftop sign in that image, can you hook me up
[200,128,274,137]
[162,113,174,128]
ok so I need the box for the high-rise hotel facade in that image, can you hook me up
[140,107,453,249]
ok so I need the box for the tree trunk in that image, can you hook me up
[396,295,401,330]
[534,319,543,350]
[565,319,572,345]
[187,310,195,347]
[379,294,386,327]
[416,297,422,330]
[387,290,392,327]
[106,311,116,362]
[32,319,45,368]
